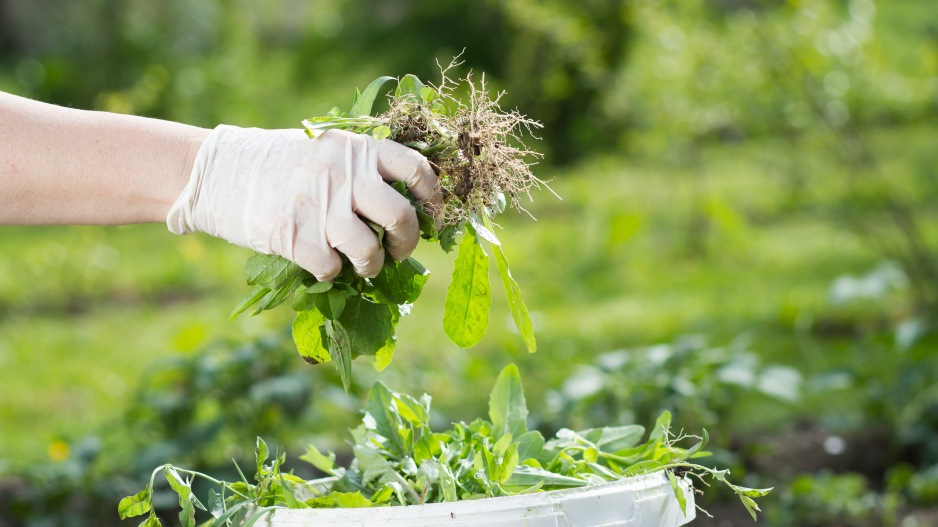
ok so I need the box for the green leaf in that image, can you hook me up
[369,305,399,372]
[439,224,458,253]
[370,257,430,305]
[292,285,316,311]
[395,74,426,102]
[241,507,276,527]
[372,126,391,140]
[443,224,491,347]
[325,319,353,393]
[256,437,270,476]
[516,430,545,462]
[293,309,329,365]
[499,443,520,483]
[315,288,346,320]
[309,281,334,293]
[230,285,270,321]
[650,411,672,442]
[279,476,309,509]
[439,460,457,502]
[118,488,151,519]
[667,470,688,516]
[210,497,261,526]
[139,514,162,527]
[306,491,374,508]
[300,444,337,474]
[582,425,645,453]
[349,76,395,117]
[364,381,404,453]
[492,244,536,353]
[337,296,395,357]
[489,364,529,439]
[208,488,224,518]
[419,86,438,102]
[740,495,761,521]
[505,465,588,488]
[416,208,438,240]
[246,253,303,289]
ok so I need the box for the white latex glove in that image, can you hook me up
[167,125,442,280]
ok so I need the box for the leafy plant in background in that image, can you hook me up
[120,364,771,526]
[541,334,803,436]
[232,69,548,392]
[4,334,333,527]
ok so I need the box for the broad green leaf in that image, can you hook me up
[505,465,588,488]
[337,296,394,357]
[489,364,529,439]
[250,272,303,315]
[309,281,334,293]
[139,513,162,527]
[246,253,303,289]
[300,444,337,474]
[493,244,536,353]
[516,430,545,462]
[369,305,399,372]
[729,484,774,498]
[325,320,353,393]
[499,443,520,483]
[419,86,438,102]
[354,446,398,487]
[740,495,760,521]
[443,224,491,347]
[439,460,458,502]
[349,76,395,117]
[582,425,645,453]
[364,381,404,453]
[395,74,426,102]
[292,285,316,311]
[370,257,430,305]
[470,214,501,246]
[372,126,391,140]
[208,488,224,518]
[315,288,346,320]
[439,224,458,253]
[667,470,688,516]
[293,309,329,365]
[306,491,374,508]
[209,497,260,526]
[256,437,270,476]
[230,285,270,321]
[416,208,438,240]
[118,488,151,519]
[178,500,195,527]
[650,411,672,442]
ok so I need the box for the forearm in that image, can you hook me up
[0,91,210,225]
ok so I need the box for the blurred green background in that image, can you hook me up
[2,0,938,525]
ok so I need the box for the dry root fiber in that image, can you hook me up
[382,63,553,226]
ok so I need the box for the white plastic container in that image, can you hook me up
[257,472,696,527]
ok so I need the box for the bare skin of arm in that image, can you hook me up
[0,91,210,225]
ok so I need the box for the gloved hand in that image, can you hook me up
[167,125,442,280]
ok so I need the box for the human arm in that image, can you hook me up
[0,90,208,225]
[0,91,443,279]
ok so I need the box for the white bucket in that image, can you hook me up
[257,472,696,527]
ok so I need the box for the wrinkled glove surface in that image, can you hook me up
[168,125,442,280]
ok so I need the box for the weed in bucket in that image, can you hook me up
[119,365,771,526]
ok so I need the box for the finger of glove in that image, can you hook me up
[291,213,344,281]
[354,180,420,261]
[375,139,443,210]
[327,215,386,278]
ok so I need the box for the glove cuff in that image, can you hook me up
[166,124,238,235]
